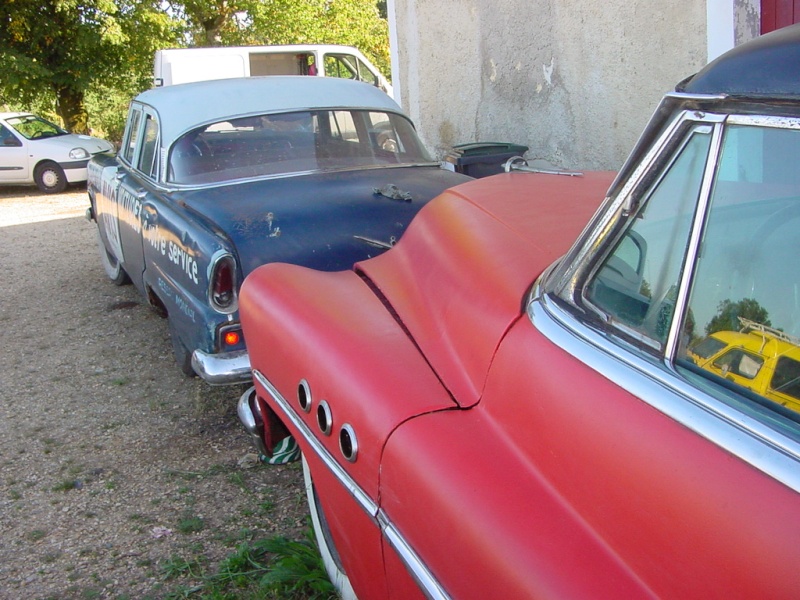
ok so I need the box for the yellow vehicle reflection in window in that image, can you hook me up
[689,318,800,414]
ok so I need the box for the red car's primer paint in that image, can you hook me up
[241,266,456,497]
[356,171,614,408]
[241,169,800,597]
[241,263,458,599]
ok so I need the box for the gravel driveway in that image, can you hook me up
[0,185,306,598]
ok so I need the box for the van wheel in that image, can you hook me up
[34,161,68,194]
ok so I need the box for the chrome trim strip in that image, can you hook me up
[379,512,451,600]
[530,293,800,493]
[664,120,724,360]
[252,369,378,517]
[252,368,451,600]
[164,161,443,191]
[190,348,251,385]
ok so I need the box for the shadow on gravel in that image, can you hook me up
[0,214,306,598]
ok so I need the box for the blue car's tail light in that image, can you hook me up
[209,253,238,313]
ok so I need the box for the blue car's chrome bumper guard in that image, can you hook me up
[191,349,251,385]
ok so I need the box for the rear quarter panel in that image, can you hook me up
[140,197,234,354]
[240,264,456,599]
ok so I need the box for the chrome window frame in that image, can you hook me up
[536,110,800,492]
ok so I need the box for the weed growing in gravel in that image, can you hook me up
[177,515,205,534]
[164,524,335,600]
[52,479,80,492]
[162,555,205,580]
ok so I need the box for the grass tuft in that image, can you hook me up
[163,523,336,599]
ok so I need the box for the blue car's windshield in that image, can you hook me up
[168,109,434,185]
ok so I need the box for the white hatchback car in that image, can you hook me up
[0,112,114,193]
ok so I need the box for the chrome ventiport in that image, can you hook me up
[298,379,312,412]
[317,400,333,436]
[339,424,358,462]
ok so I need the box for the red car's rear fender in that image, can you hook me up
[240,262,456,598]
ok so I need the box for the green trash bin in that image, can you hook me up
[444,142,529,178]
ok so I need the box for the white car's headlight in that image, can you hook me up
[69,148,90,160]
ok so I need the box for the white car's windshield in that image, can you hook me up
[168,109,434,185]
[7,115,68,140]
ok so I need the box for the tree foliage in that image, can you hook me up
[706,298,772,335]
[0,0,180,132]
[169,0,390,76]
[0,0,389,139]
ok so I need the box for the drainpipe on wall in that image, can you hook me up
[707,0,736,60]
[387,0,402,106]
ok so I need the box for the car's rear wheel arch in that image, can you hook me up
[302,455,357,600]
[95,228,130,286]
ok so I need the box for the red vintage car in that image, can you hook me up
[239,24,800,599]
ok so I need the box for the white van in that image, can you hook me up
[153,44,393,96]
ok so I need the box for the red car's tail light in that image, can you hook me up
[209,253,238,313]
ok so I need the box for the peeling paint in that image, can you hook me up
[543,57,555,87]
[265,212,281,238]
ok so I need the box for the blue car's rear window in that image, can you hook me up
[168,109,432,185]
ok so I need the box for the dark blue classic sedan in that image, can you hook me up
[87,77,471,384]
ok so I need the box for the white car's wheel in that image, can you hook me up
[302,455,357,600]
[34,161,67,194]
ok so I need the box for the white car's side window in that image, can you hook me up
[0,124,21,147]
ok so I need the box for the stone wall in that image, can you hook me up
[391,0,759,170]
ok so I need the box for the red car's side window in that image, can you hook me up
[586,126,712,346]
[679,123,800,423]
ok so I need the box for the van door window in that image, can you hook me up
[324,54,360,81]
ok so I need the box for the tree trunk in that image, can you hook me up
[201,13,228,46]
[53,85,89,134]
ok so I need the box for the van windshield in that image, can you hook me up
[168,109,433,185]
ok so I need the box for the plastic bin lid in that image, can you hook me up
[449,142,528,156]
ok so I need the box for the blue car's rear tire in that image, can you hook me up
[168,318,196,377]
[96,229,130,286]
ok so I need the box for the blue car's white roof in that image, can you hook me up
[134,76,402,146]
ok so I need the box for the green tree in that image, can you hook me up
[0,0,179,132]
[169,0,390,78]
[706,298,772,335]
